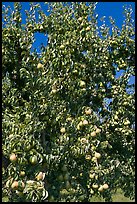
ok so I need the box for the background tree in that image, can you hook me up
[2,2,135,202]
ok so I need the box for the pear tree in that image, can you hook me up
[2,2,135,202]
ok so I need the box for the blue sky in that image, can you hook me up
[2,2,135,85]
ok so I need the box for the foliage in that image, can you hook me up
[2,2,135,202]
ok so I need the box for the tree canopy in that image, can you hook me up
[2,2,135,202]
